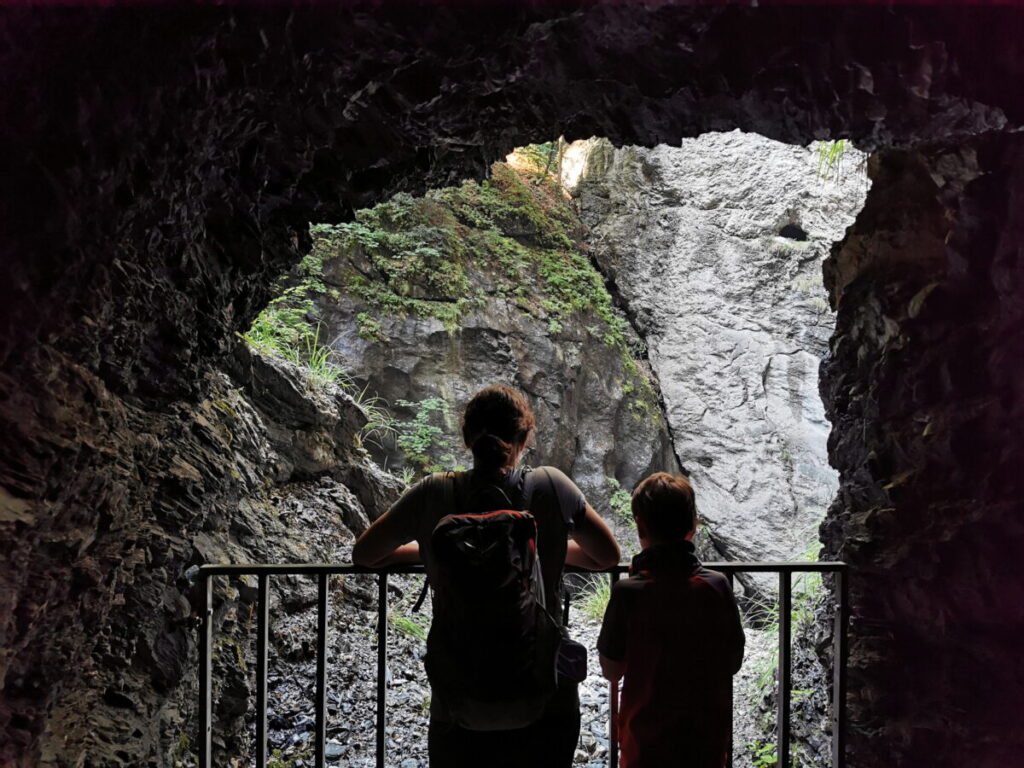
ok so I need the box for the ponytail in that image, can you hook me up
[470,433,517,473]
[462,385,536,475]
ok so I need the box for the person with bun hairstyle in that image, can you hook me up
[353,384,621,768]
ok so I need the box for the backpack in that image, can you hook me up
[423,470,562,731]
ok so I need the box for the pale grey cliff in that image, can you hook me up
[564,131,869,562]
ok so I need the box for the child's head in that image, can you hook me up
[631,472,697,546]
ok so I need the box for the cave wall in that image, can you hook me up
[820,133,1024,768]
[2,4,1023,766]
[0,341,399,765]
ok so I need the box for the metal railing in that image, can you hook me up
[196,562,848,768]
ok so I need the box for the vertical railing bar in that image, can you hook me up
[832,569,849,768]
[726,571,736,768]
[314,574,328,768]
[563,584,571,628]
[609,569,620,768]
[778,570,792,768]
[199,574,212,768]
[256,574,269,768]
[376,573,388,768]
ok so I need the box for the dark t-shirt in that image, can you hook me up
[597,541,744,768]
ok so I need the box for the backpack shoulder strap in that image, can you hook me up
[412,471,458,613]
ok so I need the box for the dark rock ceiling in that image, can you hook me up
[2,5,1020,401]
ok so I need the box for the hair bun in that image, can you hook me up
[472,433,514,469]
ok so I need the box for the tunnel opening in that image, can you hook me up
[229,130,869,766]
[2,6,1023,768]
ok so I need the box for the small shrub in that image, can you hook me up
[577,577,612,623]
[394,397,458,477]
[390,612,429,641]
[604,476,636,529]
[356,312,388,343]
[746,740,778,768]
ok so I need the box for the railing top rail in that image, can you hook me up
[198,561,848,577]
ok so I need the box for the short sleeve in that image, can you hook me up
[532,466,587,528]
[386,473,440,546]
[597,580,634,662]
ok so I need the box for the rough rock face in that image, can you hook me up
[325,303,677,536]
[820,134,1024,768]
[312,166,678,536]
[0,341,399,767]
[3,5,1024,767]
[566,133,869,563]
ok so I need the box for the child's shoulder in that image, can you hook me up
[691,566,734,596]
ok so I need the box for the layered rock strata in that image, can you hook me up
[0,342,399,766]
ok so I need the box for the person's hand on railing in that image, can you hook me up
[359,541,422,567]
[352,499,422,567]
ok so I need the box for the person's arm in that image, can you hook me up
[352,484,423,567]
[567,503,621,569]
[600,654,626,682]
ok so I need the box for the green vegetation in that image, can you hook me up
[308,142,658,417]
[604,476,636,529]
[241,140,660,476]
[746,739,778,768]
[268,748,312,768]
[393,397,461,477]
[578,576,612,622]
[390,612,429,642]
[744,543,827,767]
[816,139,847,182]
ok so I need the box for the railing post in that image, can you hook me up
[314,574,329,768]
[832,568,849,768]
[199,573,212,768]
[377,573,388,768]
[726,570,735,768]
[609,569,620,768]
[256,574,269,768]
[778,570,792,768]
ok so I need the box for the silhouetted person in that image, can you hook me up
[598,472,744,768]
[354,384,620,768]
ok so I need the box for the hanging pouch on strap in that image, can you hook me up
[557,637,588,683]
